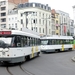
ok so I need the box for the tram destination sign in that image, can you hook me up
[0,31,11,35]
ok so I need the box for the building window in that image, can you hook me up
[43,28,44,33]
[64,18,65,22]
[1,18,6,22]
[56,15,58,18]
[15,23,17,28]
[56,33,58,35]
[39,28,41,33]
[33,12,37,16]
[21,13,23,17]
[1,13,6,16]
[36,19,37,24]
[12,24,14,27]
[31,19,33,24]
[56,20,58,24]
[39,19,41,24]
[56,26,58,30]
[9,24,11,27]
[1,7,6,11]
[36,27,37,32]
[31,27,33,30]
[43,13,44,18]
[33,19,35,23]
[21,19,23,24]
[0,1,6,6]
[1,24,6,28]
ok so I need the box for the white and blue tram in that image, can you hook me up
[0,30,40,63]
[40,35,74,52]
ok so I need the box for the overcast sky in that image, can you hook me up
[29,0,75,19]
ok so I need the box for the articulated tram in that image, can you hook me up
[0,29,40,63]
[40,35,75,53]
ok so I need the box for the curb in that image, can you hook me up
[71,57,75,62]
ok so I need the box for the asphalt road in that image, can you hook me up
[0,50,75,75]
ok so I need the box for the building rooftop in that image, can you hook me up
[8,0,28,4]
[17,2,51,11]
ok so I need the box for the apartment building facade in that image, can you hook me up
[56,10,70,36]
[17,2,51,36]
[51,9,60,35]
[0,0,28,30]
[73,5,75,36]
[69,19,74,36]
[0,0,8,29]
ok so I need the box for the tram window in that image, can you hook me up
[38,39,40,45]
[34,38,36,46]
[65,40,69,44]
[35,38,36,45]
[69,40,73,44]
[23,37,26,46]
[13,36,21,47]
[56,40,59,44]
[13,36,17,47]
[33,38,35,46]
[73,40,75,44]
[30,38,33,46]
[27,37,30,46]
[59,40,62,44]
[32,38,34,46]
[24,36,28,46]
[11,36,16,47]
[20,36,24,47]
[54,40,56,44]
[36,38,37,45]
[52,40,55,45]
[16,36,21,47]
[49,39,52,45]
[35,38,37,45]
[64,40,66,44]
[62,40,65,44]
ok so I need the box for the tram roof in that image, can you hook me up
[12,30,40,38]
[0,30,40,38]
[40,35,73,40]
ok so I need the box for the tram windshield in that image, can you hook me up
[0,37,12,48]
[41,40,48,45]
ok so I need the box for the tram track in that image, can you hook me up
[6,67,13,75]
[19,64,35,75]
[5,64,35,75]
